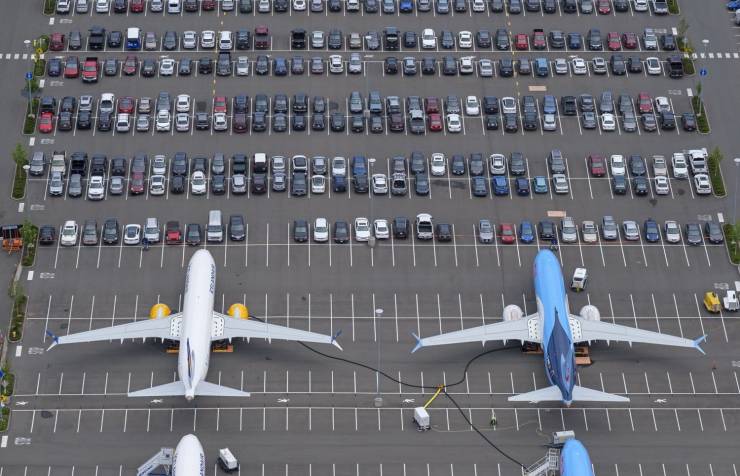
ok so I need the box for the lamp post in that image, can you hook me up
[374,307,384,407]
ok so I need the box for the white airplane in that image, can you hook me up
[47,249,342,400]
[412,250,705,405]
[137,434,204,476]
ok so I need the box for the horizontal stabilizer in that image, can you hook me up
[508,385,563,403]
[571,385,629,402]
[128,381,186,398]
[194,380,251,397]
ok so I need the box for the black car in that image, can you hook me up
[77,110,92,129]
[252,173,267,194]
[328,29,343,49]
[97,111,112,131]
[170,175,185,194]
[198,57,213,75]
[103,219,120,244]
[58,112,73,131]
[292,114,306,131]
[113,0,127,12]
[410,152,426,174]
[272,113,288,132]
[436,223,453,241]
[141,58,156,77]
[217,53,233,76]
[291,172,307,196]
[633,176,649,195]
[414,172,429,195]
[661,34,676,51]
[329,0,342,10]
[333,221,349,243]
[612,174,627,194]
[498,58,514,77]
[561,96,577,116]
[471,176,488,197]
[495,29,510,50]
[538,220,556,240]
[567,32,582,49]
[450,155,465,175]
[47,58,62,76]
[509,152,526,175]
[628,155,646,176]
[178,59,192,76]
[103,58,118,76]
[704,221,724,244]
[384,57,399,74]
[549,30,565,49]
[627,56,643,73]
[274,0,289,10]
[186,224,202,246]
[330,112,345,131]
[476,30,492,48]
[610,55,626,75]
[484,115,499,130]
[293,220,309,242]
[229,215,246,241]
[587,29,602,50]
[211,174,226,194]
[39,225,56,245]
[107,30,123,48]
[403,31,417,48]
[163,31,178,50]
[440,30,455,49]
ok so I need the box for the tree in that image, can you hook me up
[678,17,689,43]
[695,81,702,99]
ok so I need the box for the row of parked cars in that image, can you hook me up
[56,0,664,16]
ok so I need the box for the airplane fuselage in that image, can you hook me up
[534,250,576,405]
[178,250,217,400]
[559,439,595,476]
[173,434,206,476]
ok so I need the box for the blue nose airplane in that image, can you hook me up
[412,249,706,404]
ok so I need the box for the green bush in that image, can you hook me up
[0,407,9,432]
[707,148,726,197]
[12,165,26,200]
[691,97,710,133]
[9,284,27,342]
[22,98,38,135]
[36,35,50,52]
[43,0,56,14]
[1,370,15,398]
[667,0,679,14]
[682,57,695,75]
[723,224,740,264]
[33,59,46,77]
[21,222,38,267]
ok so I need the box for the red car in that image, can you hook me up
[621,32,638,49]
[38,112,54,134]
[122,55,138,75]
[514,33,529,50]
[607,32,621,51]
[129,0,144,12]
[201,0,217,10]
[427,113,443,132]
[588,154,606,177]
[118,96,135,114]
[597,0,611,14]
[129,172,145,194]
[49,32,65,51]
[532,29,546,50]
[165,221,182,244]
[214,96,228,113]
[637,92,653,114]
[424,97,440,114]
[499,223,516,244]
[64,56,80,78]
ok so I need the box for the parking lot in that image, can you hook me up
[2,0,740,474]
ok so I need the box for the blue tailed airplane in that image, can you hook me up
[560,439,595,476]
[412,249,706,405]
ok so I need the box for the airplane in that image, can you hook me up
[137,434,205,476]
[560,438,595,476]
[47,249,342,400]
[411,249,706,405]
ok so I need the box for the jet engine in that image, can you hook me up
[503,305,524,321]
[149,303,171,319]
[227,303,249,319]
[579,305,600,321]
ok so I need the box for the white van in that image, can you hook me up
[253,153,267,173]
[167,0,181,13]
[207,210,223,243]
[144,218,160,243]
[218,31,233,51]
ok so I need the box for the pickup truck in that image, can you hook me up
[254,25,270,49]
[88,26,106,50]
[651,0,668,14]
[81,57,99,83]
[686,148,708,174]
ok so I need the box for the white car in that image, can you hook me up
[446,114,462,133]
[633,0,648,11]
[159,58,175,76]
[354,217,371,241]
[581,221,598,243]
[664,220,681,243]
[465,96,480,116]
[293,0,307,9]
[258,0,270,11]
[571,57,588,75]
[57,0,72,13]
[601,113,616,131]
[543,113,557,131]
[95,0,110,13]
[645,57,662,75]
[311,174,326,194]
[489,154,506,175]
[152,155,167,175]
[458,56,474,75]
[191,171,207,195]
[552,174,569,194]
[479,59,494,77]
[313,218,329,242]
[150,174,166,195]
[501,97,517,114]
[471,0,485,11]
[654,176,670,195]
[75,0,89,13]
[99,92,115,114]
[176,94,191,113]
[331,157,346,176]
[236,57,250,76]
[421,29,437,49]
[329,55,344,74]
[371,173,387,194]
[430,153,446,176]
[213,112,228,131]
[458,31,473,49]
[123,224,141,245]
[654,96,671,113]
[201,30,216,49]
[116,113,131,133]
[554,58,568,75]
[693,173,712,195]
[671,153,689,178]
[622,220,640,241]
[175,113,190,132]
[182,31,197,49]
[373,219,390,239]
[87,176,105,200]
[610,155,626,176]
[60,221,79,246]
[155,110,171,132]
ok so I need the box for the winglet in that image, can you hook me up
[45,330,60,351]
[331,330,343,351]
[693,335,708,355]
[411,332,423,353]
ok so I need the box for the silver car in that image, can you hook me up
[182,31,197,49]
[236,57,250,76]
[109,176,124,195]
[48,171,64,196]
[664,220,681,243]
[348,53,362,74]
[136,114,151,132]
[231,174,247,194]
[581,221,598,243]
[601,216,618,240]
[560,217,578,243]
[622,220,640,241]
[478,219,494,243]
[82,220,98,246]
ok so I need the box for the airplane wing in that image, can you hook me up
[212,313,342,350]
[569,315,706,354]
[47,314,182,350]
[411,315,539,353]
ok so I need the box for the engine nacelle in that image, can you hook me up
[579,305,601,322]
[227,303,249,319]
[503,305,524,322]
[149,303,171,319]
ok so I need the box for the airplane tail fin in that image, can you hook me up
[508,385,629,403]
[127,380,250,398]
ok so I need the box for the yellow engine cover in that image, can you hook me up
[149,303,172,319]
[227,303,249,319]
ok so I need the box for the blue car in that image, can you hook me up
[515,177,530,196]
[492,175,509,195]
[728,0,740,10]
[519,220,535,243]
[644,219,660,242]
[399,0,414,11]
[533,175,548,194]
